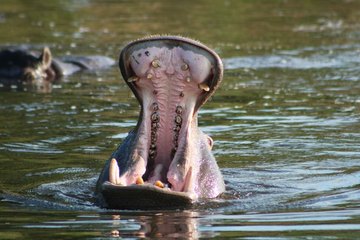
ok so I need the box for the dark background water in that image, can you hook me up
[0,0,359,239]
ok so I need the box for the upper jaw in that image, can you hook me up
[119,35,223,112]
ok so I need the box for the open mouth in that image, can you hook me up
[96,36,224,209]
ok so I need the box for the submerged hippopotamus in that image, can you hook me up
[96,36,225,210]
[0,47,114,83]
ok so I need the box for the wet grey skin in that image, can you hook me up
[96,36,225,210]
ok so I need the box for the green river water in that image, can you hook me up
[0,0,359,239]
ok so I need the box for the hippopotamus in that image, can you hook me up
[96,36,225,210]
[0,47,114,83]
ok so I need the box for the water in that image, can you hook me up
[0,0,359,239]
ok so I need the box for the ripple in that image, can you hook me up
[224,54,342,70]
[26,167,89,176]
[223,44,360,83]
[1,142,64,154]
[200,223,360,232]
[92,121,137,127]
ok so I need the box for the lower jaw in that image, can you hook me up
[105,130,196,210]
[100,181,194,210]
[107,111,196,195]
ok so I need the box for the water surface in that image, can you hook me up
[0,0,359,239]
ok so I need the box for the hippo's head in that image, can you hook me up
[96,36,225,209]
[0,47,56,82]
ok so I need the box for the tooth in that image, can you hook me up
[136,176,144,185]
[151,122,159,130]
[151,112,160,123]
[147,73,153,79]
[173,133,179,142]
[149,147,156,159]
[152,60,161,68]
[109,158,120,185]
[155,180,164,188]
[181,63,188,71]
[152,102,158,111]
[183,166,193,192]
[174,115,182,125]
[151,130,156,138]
[173,125,181,132]
[185,76,191,83]
[151,134,157,142]
[175,106,183,114]
[199,83,210,92]
[127,76,139,82]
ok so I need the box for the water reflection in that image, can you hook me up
[105,212,204,239]
[14,208,360,238]
[0,78,54,93]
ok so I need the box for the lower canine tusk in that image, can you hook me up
[109,158,120,185]
[182,166,193,192]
